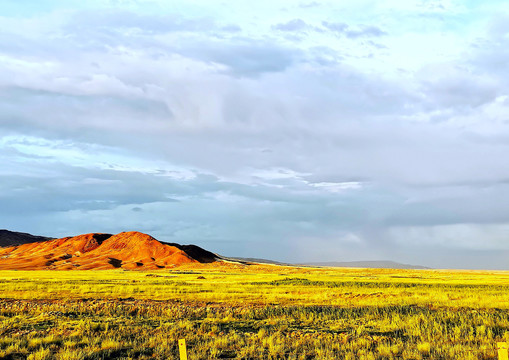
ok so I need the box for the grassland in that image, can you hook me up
[1,265,509,359]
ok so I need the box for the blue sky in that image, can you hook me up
[2,0,509,268]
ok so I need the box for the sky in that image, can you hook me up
[1,0,509,269]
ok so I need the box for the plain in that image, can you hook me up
[0,266,508,359]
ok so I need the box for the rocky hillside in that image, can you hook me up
[0,231,219,270]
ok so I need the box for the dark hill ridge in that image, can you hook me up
[0,230,53,247]
[162,243,218,264]
[0,231,219,270]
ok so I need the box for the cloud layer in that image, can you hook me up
[2,0,509,268]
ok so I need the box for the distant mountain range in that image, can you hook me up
[0,230,428,270]
[229,257,429,269]
[302,260,430,270]
[221,256,289,265]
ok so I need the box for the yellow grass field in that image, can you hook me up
[1,265,509,359]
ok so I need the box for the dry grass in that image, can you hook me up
[0,265,508,359]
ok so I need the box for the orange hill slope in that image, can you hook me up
[0,231,219,270]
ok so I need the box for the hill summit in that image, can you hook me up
[0,231,218,270]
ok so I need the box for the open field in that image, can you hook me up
[1,266,509,359]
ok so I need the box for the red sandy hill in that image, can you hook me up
[0,231,219,270]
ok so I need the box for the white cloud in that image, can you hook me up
[309,182,363,193]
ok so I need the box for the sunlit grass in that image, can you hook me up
[0,266,509,358]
